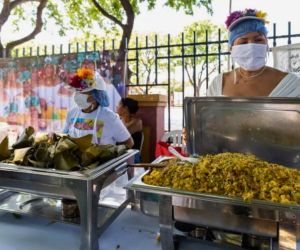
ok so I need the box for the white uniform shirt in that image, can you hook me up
[207,72,300,97]
[63,106,130,145]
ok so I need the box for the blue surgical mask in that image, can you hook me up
[231,43,267,71]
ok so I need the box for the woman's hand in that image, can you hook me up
[121,137,134,149]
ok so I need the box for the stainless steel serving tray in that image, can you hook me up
[127,169,300,240]
[128,98,300,249]
[0,149,136,180]
[128,170,300,215]
[0,149,138,250]
[184,97,300,168]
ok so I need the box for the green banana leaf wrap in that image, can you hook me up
[1,126,126,171]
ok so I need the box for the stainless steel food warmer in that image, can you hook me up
[0,149,137,250]
[126,97,300,250]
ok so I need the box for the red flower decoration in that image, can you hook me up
[69,75,84,89]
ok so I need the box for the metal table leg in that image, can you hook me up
[278,223,298,250]
[159,195,174,250]
[278,211,299,250]
[73,180,100,250]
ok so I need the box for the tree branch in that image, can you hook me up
[6,0,48,55]
[119,0,135,48]
[0,1,12,27]
[0,0,40,28]
[0,0,40,25]
[10,0,40,9]
[91,0,123,28]
[200,65,216,85]
[184,62,193,85]
[197,61,206,84]
[120,0,134,24]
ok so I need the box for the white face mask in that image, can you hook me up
[74,92,91,109]
[231,43,268,71]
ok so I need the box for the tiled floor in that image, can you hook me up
[0,209,247,250]
[0,171,164,250]
[0,208,162,250]
[0,182,237,250]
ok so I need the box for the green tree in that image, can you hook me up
[60,0,213,83]
[174,20,227,96]
[62,0,212,53]
[127,32,169,86]
[0,0,65,57]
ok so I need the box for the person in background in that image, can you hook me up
[184,9,300,145]
[63,68,134,149]
[208,8,300,97]
[117,97,143,162]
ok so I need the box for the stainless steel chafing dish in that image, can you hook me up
[0,149,138,250]
[126,97,300,250]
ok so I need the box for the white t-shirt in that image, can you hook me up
[63,106,130,145]
[207,73,300,97]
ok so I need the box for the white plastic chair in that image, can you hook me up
[161,130,183,147]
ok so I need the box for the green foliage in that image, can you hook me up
[10,3,35,32]
[59,0,212,49]
[1,0,212,58]
[127,20,226,94]
[172,20,227,92]
[164,0,213,15]
[46,1,68,36]
[128,32,171,86]
[0,0,67,54]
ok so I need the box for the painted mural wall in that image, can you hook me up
[0,51,124,144]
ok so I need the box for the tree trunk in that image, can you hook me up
[114,22,134,97]
[114,21,134,92]
[5,0,47,57]
[91,0,134,96]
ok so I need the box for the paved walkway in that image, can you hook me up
[0,208,162,250]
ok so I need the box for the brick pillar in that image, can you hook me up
[128,94,167,162]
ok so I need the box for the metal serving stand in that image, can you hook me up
[0,149,137,250]
[126,97,300,250]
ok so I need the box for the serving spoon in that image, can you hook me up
[168,146,198,164]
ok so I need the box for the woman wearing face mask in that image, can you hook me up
[179,9,300,241]
[62,68,134,148]
[208,9,300,97]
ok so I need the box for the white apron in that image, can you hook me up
[68,107,102,144]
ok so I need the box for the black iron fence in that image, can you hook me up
[10,22,300,131]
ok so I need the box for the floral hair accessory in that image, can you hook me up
[225,9,268,31]
[68,68,96,92]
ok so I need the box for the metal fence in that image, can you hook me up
[11,22,300,131]
[126,22,300,131]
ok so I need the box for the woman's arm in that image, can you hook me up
[120,136,134,149]
[111,113,134,148]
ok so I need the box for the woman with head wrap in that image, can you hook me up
[208,9,300,97]
[180,8,300,243]
[62,68,134,148]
